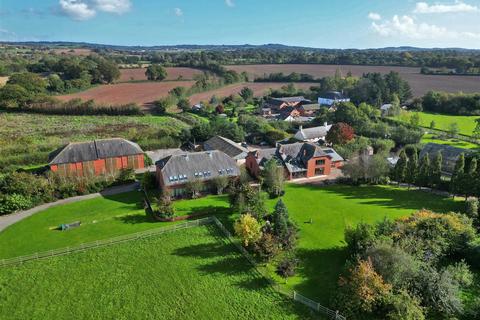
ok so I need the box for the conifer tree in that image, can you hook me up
[431,151,443,188]
[418,154,430,189]
[405,149,418,189]
[451,153,465,197]
[394,150,408,185]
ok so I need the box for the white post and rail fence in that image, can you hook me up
[0,216,346,320]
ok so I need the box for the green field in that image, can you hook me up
[421,133,480,149]
[0,184,462,306]
[394,111,480,137]
[0,225,313,320]
[0,113,192,171]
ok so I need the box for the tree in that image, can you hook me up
[447,122,459,138]
[156,191,175,219]
[211,176,229,195]
[429,120,436,130]
[239,87,254,102]
[262,159,284,198]
[451,153,465,197]
[417,154,430,189]
[145,64,167,81]
[393,150,408,184]
[405,149,418,189]
[234,214,262,247]
[409,113,420,127]
[177,98,191,112]
[473,119,480,139]
[0,84,31,108]
[326,122,355,145]
[271,199,296,249]
[430,151,443,188]
[465,157,478,199]
[335,259,392,316]
[7,72,47,93]
[185,179,203,199]
[386,290,425,320]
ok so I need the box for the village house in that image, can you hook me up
[245,142,344,180]
[297,103,321,117]
[318,91,350,106]
[155,150,240,197]
[49,138,145,177]
[294,123,332,143]
[264,96,311,112]
[203,135,249,164]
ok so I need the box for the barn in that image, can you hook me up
[49,138,145,177]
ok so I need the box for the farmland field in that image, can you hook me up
[394,111,480,137]
[119,67,205,82]
[0,113,191,171]
[189,82,317,104]
[226,64,480,97]
[0,225,313,320]
[57,81,195,107]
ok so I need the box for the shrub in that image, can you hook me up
[211,176,229,195]
[156,191,175,220]
[276,257,299,278]
[117,168,136,184]
[0,194,32,215]
[234,214,262,247]
[141,172,156,191]
[253,232,279,261]
[385,290,425,320]
[465,198,479,221]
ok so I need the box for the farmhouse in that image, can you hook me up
[419,143,473,174]
[49,138,145,176]
[318,91,350,106]
[204,135,249,163]
[294,123,332,142]
[246,142,343,180]
[156,150,240,197]
[265,96,311,111]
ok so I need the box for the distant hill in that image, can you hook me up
[1,41,479,53]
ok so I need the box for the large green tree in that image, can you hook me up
[145,64,168,81]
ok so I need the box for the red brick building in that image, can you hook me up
[246,142,343,180]
[49,138,145,177]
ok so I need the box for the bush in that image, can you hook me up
[234,214,262,247]
[0,194,32,215]
[156,191,175,220]
[276,257,299,278]
[253,232,279,261]
[465,198,479,221]
[141,172,156,191]
[117,168,136,184]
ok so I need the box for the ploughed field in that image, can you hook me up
[226,64,480,97]
[57,81,195,107]
[0,225,313,320]
[189,82,317,104]
[119,67,205,82]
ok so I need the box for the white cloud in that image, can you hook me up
[174,7,183,17]
[371,14,480,40]
[414,1,479,14]
[225,0,235,7]
[368,12,381,20]
[58,0,131,20]
[59,0,96,20]
[93,0,131,14]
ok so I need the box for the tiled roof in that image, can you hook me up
[156,151,240,187]
[204,136,249,160]
[49,138,143,165]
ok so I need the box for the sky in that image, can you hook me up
[1,0,480,49]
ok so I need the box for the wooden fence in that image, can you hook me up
[0,215,346,319]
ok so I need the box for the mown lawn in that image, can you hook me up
[0,184,463,306]
[421,133,480,150]
[0,191,230,258]
[0,225,314,320]
[394,111,480,137]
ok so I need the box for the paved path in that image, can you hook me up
[0,182,139,233]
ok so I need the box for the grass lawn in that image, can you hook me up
[421,133,480,150]
[0,191,230,259]
[0,184,463,307]
[0,225,314,320]
[394,111,480,137]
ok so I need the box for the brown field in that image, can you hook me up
[0,76,8,87]
[189,82,317,104]
[57,81,195,107]
[51,48,93,56]
[226,64,480,97]
[119,67,204,82]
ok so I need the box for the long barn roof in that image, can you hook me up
[49,138,144,165]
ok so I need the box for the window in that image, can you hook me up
[316,159,325,166]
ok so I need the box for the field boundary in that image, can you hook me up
[0,215,346,319]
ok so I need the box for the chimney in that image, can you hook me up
[324,122,328,128]
[207,151,213,158]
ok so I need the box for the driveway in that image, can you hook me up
[0,182,139,233]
